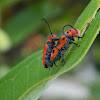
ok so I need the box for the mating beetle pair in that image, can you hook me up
[42,18,84,69]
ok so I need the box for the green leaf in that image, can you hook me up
[0,65,10,78]
[74,0,100,30]
[0,0,100,100]
[3,2,61,45]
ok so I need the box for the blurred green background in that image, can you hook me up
[0,0,100,100]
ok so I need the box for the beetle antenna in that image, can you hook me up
[57,24,75,35]
[62,24,75,35]
[41,18,53,35]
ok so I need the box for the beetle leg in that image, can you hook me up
[54,62,57,67]
[61,54,66,66]
[48,66,51,70]
[71,41,80,47]
[54,38,60,41]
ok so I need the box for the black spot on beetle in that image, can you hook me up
[53,50,55,53]
[63,37,65,40]
[70,30,71,31]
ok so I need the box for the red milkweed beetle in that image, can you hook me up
[42,18,59,69]
[50,24,85,66]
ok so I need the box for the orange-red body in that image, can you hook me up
[42,19,84,69]
[65,28,80,38]
[42,44,48,67]
[41,18,60,69]
[42,34,58,68]
[51,28,81,63]
[51,35,67,61]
